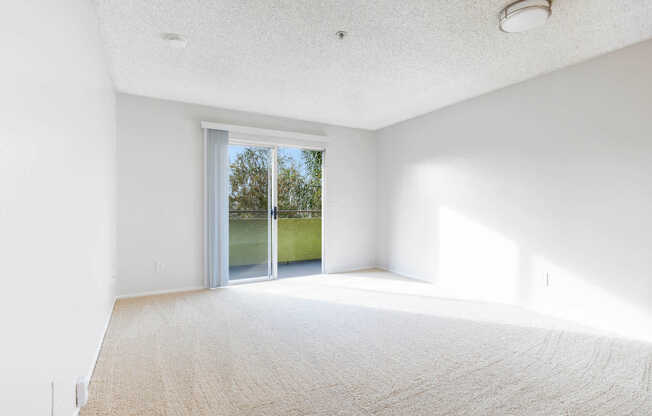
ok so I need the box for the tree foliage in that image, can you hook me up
[229,148,269,213]
[301,150,322,210]
[229,148,322,218]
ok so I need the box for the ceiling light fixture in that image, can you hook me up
[499,0,551,33]
[162,33,188,48]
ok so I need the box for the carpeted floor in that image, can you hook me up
[83,270,652,415]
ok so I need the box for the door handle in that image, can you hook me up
[271,206,278,220]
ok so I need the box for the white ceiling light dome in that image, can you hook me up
[499,0,552,33]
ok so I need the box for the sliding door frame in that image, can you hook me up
[228,133,326,283]
[225,141,275,285]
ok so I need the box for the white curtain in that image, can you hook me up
[205,129,229,288]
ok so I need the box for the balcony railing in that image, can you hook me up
[229,209,322,218]
[229,211,322,265]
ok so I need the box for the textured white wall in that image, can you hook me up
[376,39,652,342]
[116,94,376,296]
[0,1,116,414]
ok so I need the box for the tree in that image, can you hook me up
[229,148,322,218]
[301,150,322,212]
[229,148,269,216]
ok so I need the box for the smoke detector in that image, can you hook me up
[499,0,552,33]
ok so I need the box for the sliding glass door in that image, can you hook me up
[228,143,323,283]
[228,145,272,280]
[277,147,322,278]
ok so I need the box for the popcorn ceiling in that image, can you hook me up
[93,0,652,129]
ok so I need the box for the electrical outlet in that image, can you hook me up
[154,261,164,273]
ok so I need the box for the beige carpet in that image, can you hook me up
[83,271,652,415]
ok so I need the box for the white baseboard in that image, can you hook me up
[116,286,205,300]
[88,297,116,380]
[326,265,379,274]
[374,265,431,283]
[75,296,116,415]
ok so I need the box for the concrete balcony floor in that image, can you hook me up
[229,259,322,281]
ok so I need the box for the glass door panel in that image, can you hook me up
[276,147,323,278]
[228,145,271,281]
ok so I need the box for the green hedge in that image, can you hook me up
[229,218,321,266]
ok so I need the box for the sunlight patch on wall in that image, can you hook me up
[529,256,652,342]
[438,207,519,305]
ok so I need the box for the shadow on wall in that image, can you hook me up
[435,206,652,343]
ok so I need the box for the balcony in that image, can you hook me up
[229,210,322,279]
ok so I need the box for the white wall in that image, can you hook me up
[116,94,376,296]
[0,1,116,415]
[376,39,652,342]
